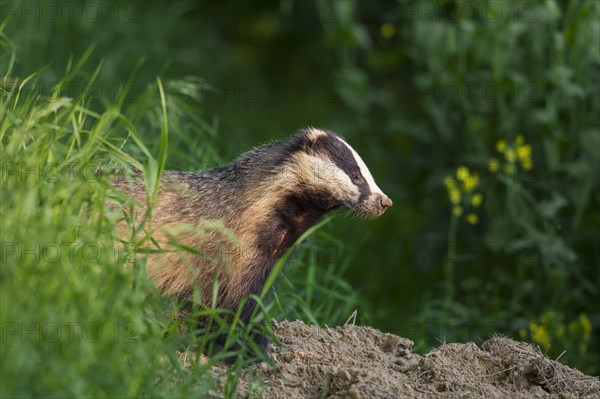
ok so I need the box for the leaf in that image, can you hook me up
[540,236,578,266]
[580,128,600,162]
[543,137,561,172]
[485,217,517,249]
[505,238,536,253]
[538,193,568,219]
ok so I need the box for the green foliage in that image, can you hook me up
[300,1,600,373]
[314,0,599,373]
[1,0,599,392]
[274,229,361,326]
[0,46,170,397]
[521,311,594,372]
[405,1,599,373]
[0,23,360,396]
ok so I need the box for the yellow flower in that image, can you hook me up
[456,166,469,182]
[488,158,500,173]
[471,193,483,207]
[449,187,461,205]
[504,147,517,163]
[530,322,551,348]
[540,313,552,325]
[463,174,479,192]
[503,164,515,175]
[491,136,534,174]
[516,144,533,171]
[453,206,463,217]
[517,144,532,161]
[445,175,462,205]
[579,313,592,339]
[568,320,578,334]
[466,213,478,225]
[495,139,507,153]
[381,23,395,38]
[521,160,533,171]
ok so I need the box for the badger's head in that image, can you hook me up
[288,128,392,218]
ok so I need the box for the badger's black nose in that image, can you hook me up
[380,195,393,211]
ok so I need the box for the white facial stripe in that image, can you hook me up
[337,137,384,195]
[291,152,360,199]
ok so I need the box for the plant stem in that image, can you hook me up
[444,213,458,309]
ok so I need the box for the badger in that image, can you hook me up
[113,127,392,359]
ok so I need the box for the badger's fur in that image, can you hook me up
[114,127,391,350]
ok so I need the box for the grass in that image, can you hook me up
[2,0,599,378]
[0,35,361,397]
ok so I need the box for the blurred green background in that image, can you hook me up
[2,0,598,377]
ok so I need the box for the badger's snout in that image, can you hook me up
[348,193,392,217]
[379,194,393,213]
[372,193,392,215]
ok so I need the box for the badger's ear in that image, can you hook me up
[297,127,327,154]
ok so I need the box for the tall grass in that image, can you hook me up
[0,29,360,397]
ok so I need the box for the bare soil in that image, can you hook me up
[235,320,599,398]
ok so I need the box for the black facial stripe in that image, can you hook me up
[312,135,371,201]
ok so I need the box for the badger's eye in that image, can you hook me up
[351,172,360,181]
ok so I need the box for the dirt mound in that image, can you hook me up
[237,320,599,398]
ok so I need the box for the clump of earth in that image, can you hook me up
[229,320,599,398]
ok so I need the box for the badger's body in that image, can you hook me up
[115,128,391,337]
